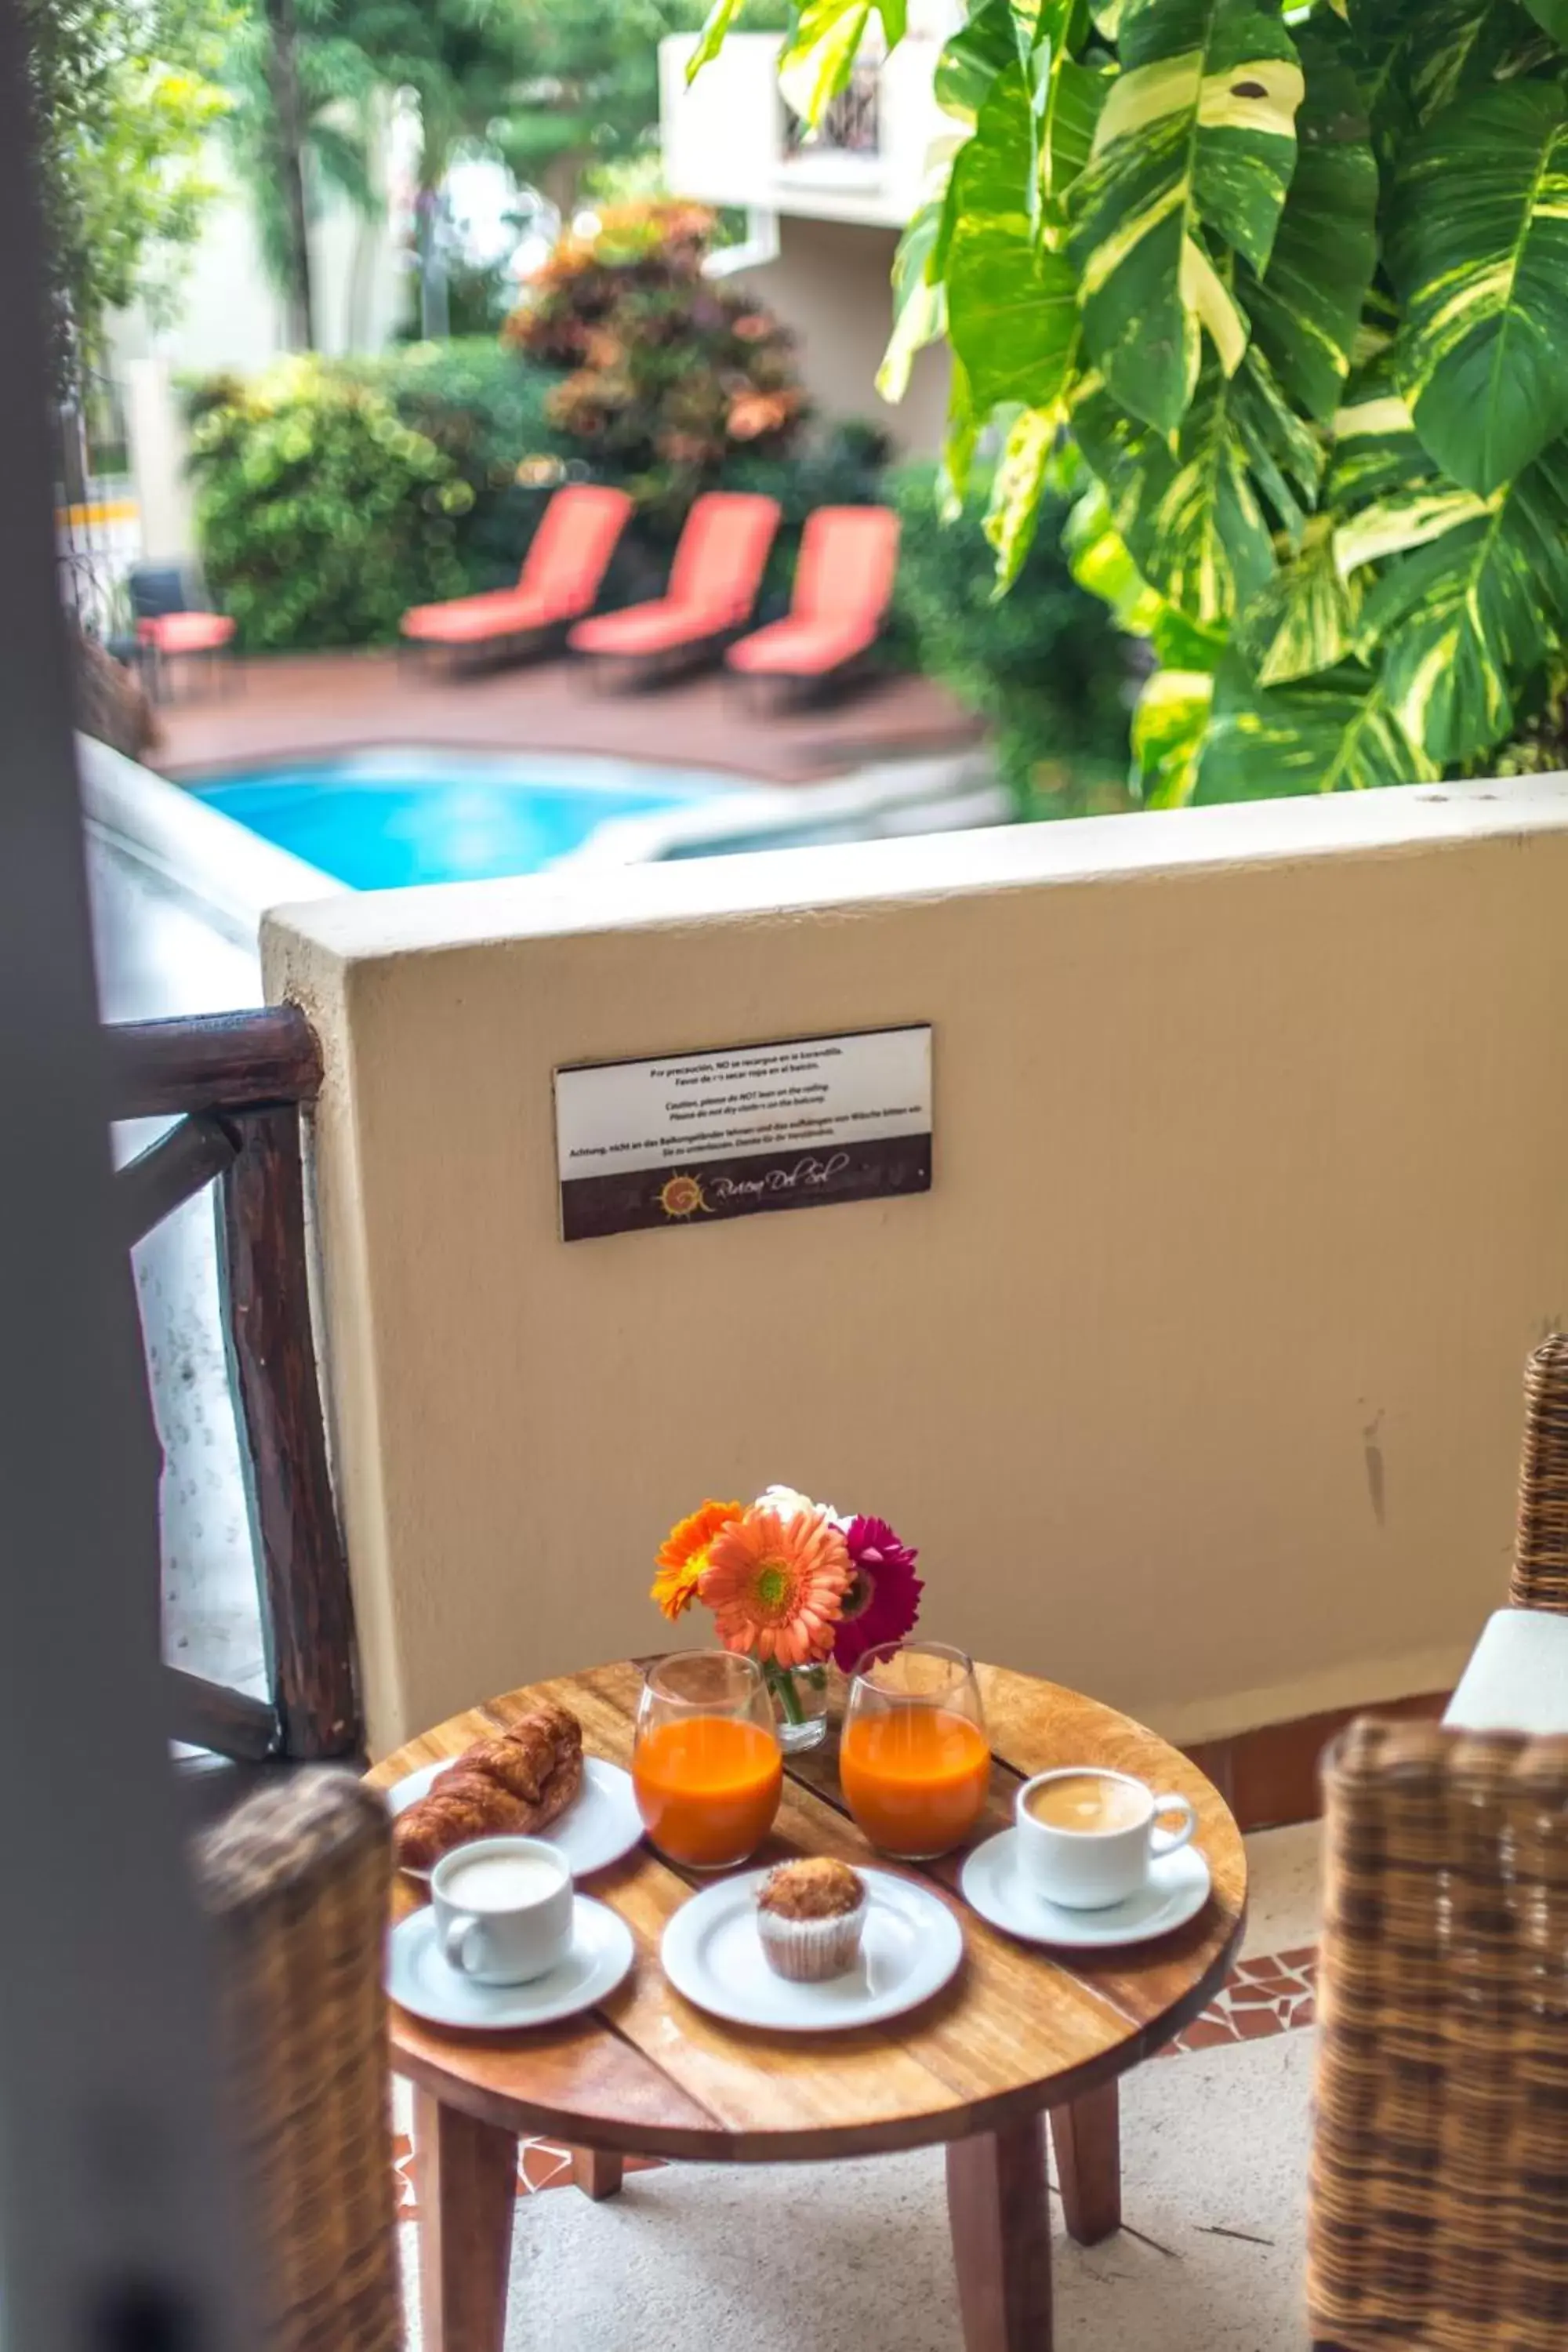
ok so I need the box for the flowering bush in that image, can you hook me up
[652,1485,923,1692]
[503,201,807,517]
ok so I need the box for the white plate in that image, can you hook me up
[960,1830,1212,1951]
[661,1867,964,2033]
[388,1755,643,1880]
[387,1896,634,2031]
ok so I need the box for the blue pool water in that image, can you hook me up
[188,749,730,889]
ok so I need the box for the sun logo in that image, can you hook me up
[658,1172,710,1221]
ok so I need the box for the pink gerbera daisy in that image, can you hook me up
[833,1515,923,1671]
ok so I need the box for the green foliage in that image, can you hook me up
[693,0,1568,800]
[500,0,752,216]
[23,0,232,363]
[888,461,1134,815]
[503,201,807,519]
[186,342,574,648]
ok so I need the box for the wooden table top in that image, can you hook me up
[366,1660,1247,2163]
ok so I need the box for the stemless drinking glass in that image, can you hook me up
[840,1639,990,1859]
[633,1650,783,1870]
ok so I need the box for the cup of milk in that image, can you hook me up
[430,1836,574,1984]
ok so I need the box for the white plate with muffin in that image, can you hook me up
[662,1857,964,2031]
[388,1700,642,1882]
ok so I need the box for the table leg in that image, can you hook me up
[570,2146,625,2201]
[946,2116,1053,2352]
[412,2086,517,2352]
[1048,2081,1121,2246]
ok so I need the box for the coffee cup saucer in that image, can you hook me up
[387,1894,633,2030]
[959,1830,1212,1951]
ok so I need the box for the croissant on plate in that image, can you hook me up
[394,1700,584,1872]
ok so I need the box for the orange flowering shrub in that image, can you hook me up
[503,201,806,516]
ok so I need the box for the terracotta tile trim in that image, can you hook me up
[390,1944,1319,2216]
[1182,1691,1449,1833]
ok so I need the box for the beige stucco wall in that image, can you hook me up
[265,782,1568,1760]
[738,215,951,455]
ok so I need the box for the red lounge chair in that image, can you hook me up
[727,506,900,699]
[568,491,781,685]
[401,483,632,668]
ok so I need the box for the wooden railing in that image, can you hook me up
[112,1005,361,1766]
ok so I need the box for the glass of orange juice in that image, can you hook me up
[633,1651,783,1870]
[840,1639,990,1859]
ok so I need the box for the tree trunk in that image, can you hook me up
[263,0,314,349]
[416,184,450,342]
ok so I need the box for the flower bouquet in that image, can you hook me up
[651,1485,923,1751]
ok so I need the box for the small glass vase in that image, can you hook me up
[762,1659,830,1752]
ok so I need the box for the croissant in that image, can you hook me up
[394,1704,584,1872]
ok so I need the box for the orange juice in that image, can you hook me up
[633,1715,782,1868]
[840,1706,990,1857]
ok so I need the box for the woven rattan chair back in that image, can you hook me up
[1309,1717,1568,2351]
[196,1771,401,2351]
[1512,1333,1568,1612]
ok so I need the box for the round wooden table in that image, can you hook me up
[367,1661,1246,2352]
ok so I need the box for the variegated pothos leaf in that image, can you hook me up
[1131,666,1217,806]
[947,64,1081,416]
[778,0,906,126]
[1240,24,1377,424]
[1074,343,1319,626]
[1344,441,1568,762]
[1388,80,1568,495]
[1196,656,1436,798]
[984,408,1059,590]
[1066,0,1305,432]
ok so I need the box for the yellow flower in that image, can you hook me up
[652,1499,742,1621]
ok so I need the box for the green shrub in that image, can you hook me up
[888,464,1134,817]
[186,341,576,650]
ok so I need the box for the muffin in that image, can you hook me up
[755,1857,868,1982]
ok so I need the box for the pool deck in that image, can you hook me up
[151,649,985,786]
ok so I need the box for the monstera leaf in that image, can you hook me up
[947,64,1081,416]
[1074,347,1317,626]
[1339,441,1568,761]
[777,0,906,124]
[1388,80,1568,495]
[1196,655,1436,799]
[1240,28,1377,423]
[1066,0,1305,431]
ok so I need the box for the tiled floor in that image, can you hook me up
[151,650,983,786]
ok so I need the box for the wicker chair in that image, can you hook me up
[1309,1719,1568,2350]
[1308,1339,1568,2348]
[196,1770,401,2351]
[1510,1333,1568,1612]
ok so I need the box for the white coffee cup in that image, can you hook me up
[1014,1767,1196,1911]
[430,1836,574,1984]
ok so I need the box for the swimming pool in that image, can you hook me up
[187,748,737,890]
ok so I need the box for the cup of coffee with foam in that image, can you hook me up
[430,1835,574,1984]
[1014,1768,1196,1910]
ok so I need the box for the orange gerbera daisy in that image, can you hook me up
[699,1505,851,1667]
[652,1499,742,1621]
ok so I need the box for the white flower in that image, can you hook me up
[757,1483,848,1529]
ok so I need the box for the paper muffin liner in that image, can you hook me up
[755,1892,867,1982]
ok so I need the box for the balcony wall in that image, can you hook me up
[659,32,950,230]
[266,782,1568,1757]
